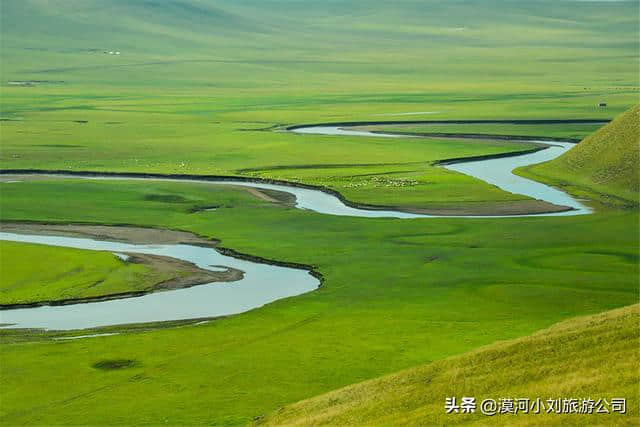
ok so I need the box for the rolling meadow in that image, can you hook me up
[0,1,638,425]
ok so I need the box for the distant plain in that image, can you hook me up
[0,0,638,425]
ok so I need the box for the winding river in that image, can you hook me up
[0,232,319,330]
[0,121,601,330]
[289,124,593,216]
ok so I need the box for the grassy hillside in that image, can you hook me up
[261,304,639,426]
[519,106,639,206]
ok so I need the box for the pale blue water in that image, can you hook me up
[0,123,593,330]
[0,233,319,331]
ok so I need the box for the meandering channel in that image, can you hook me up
[0,120,602,330]
[2,120,601,219]
[0,232,319,330]
[289,122,599,216]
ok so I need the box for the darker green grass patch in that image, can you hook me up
[144,194,189,203]
[32,144,85,148]
[92,359,140,371]
[587,250,640,264]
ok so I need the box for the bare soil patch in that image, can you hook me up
[0,223,243,308]
[127,253,243,291]
[0,222,217,246]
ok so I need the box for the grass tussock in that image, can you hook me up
[260,304,639,426]
[92,359,139,371]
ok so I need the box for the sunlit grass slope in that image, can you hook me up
[0,240,167,305]
[520,106,639,206]
[261,304,639,426]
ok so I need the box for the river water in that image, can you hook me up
[0,122,594,330]
[0,232,319,330]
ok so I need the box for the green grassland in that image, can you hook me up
[2,0,638,98]
[1,1,638,214]
[2,0,637,212]
[519,105,640,206]
[1,1,638,179]
[261,304,639,426]
[0,118,550,212]
[0,0,639,425]
[0,178,637,424]
[0,240,170,305]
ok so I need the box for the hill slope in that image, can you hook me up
[520,106,639,206]
[260,304,639,426]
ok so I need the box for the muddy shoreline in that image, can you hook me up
[0,223,245,309]
[0,222,219,246]
[1,120,604,217]
[433,147,548,165]
[0,222,324,311]
[366,130,581,143]
[0,260,243,310]
[0,222,323,276]
[285,118,609,130]
[0,166,570,216]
